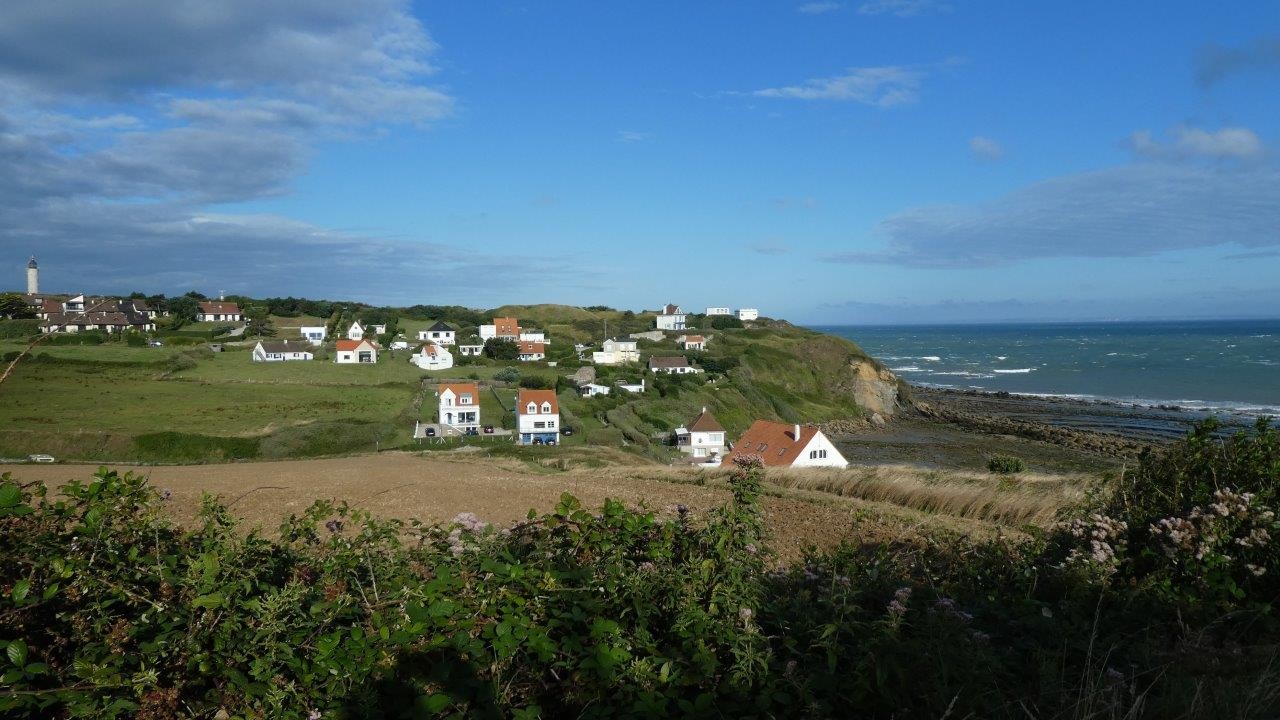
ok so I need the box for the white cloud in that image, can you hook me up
[617,130,653,143]
[969,136,1003,161]
[857,0,950,18]
[753,65,923,107]
[823,162,1280,267]
[798,2,843,14]
[1129,126,1264,160]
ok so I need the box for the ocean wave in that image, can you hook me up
[1006,391,1279,418]
[993,368,1036,374]
[920,356,942,362]
[890,366,922,372]
[932,371,997,379]
[995,356,1008,361]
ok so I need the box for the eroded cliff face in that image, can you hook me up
[850,359,901,416]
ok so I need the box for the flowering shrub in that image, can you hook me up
[1,420,1277,719]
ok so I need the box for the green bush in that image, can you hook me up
[494,367,520,383]
[1,424,1277,718]
[0,319,40,339]
[987,454,1026,474]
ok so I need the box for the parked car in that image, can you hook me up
[561,427,574,436]
[425,427,436,437]
[532,438,544,445]
[28,454,55,463]
[546,439,557,446]
[149,340,164,347]
[483,425,495,434]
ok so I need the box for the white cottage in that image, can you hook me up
[592,337,639,365]
[655,303,687,331]
[346,321,366,341]
[516,389,560,445]
[410,343,454,371]
[674,407,727,461]
[252,339,314,362]
[723,420,848,469]
[437,382,480,433]
[335,339,378,364]
[299,326,327,346]
[736,308,759,321]
[418,320,456,346]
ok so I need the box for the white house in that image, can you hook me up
[649,356,703,374]
[197,301,241,323]
[674,407,727,460]
[390,337,411,350]
[252,340,314,362]
[335,339,378,364]
[705,307,731,316]
[437,382,480,434]
[418,320,456,346]
[519,330,548,344]
[517,341,546,362]
[616,379,645,393]
[677,334,707,351]
[592,337,639,365]
[458,344,484,357]
[723,420,848,469]
[346,321,366,341]
[579,382,611,397]
[516,389,560,445]
[479,317,520,341]
[736,308,759,322]
[299,326,327,346]
[655,303,687,331]
[410,343,454,370]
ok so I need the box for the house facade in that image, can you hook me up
[335,339,378,364]
[479,316,521,341]
[722,420,849,469]
[417,320,456,345]
[457,344,484,357]
[677,334,707,351]
[649,356,702,374]
[655,303,687,330]
[299,326,327,345]
[516,389,560,445]
[252,340,314,362]
[517,341,546,361]
[437,382,480,434]
[519,330,547,344]
[592,337,639,365]
[705,307,731,316]
[736,308,759,321]
[197,301,242,322]
[674,407,727,460]
[410,343,454,371]
[346,321,365,341]
[579,382,611,397]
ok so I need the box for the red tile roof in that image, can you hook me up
[438,382,479,402]
[518,341,545,354]
[686,407,725,433]
[336,339,374,351]
[198,301,240,315]
[518,389,559,415]
[722,420,822,467]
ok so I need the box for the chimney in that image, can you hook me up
[793,424,801,440]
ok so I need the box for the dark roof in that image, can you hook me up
[686,407,724,433]
[648,356,690,369]
[27,256,37,269]
[258,340,310,354]
[428,320,454,332]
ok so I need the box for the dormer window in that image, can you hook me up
[526,402,537,414]
[460,395,472,405]
[541,402,552,414]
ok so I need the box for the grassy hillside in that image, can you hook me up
[0,305,890,463]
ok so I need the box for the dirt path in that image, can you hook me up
[2,452,950,560]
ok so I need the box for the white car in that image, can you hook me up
[28,454,55,463]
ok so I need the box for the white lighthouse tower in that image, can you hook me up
[26,256,39,295]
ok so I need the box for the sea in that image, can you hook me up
[813,319,1280,420]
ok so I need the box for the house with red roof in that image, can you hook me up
[516,389,560,445]
[437,382,480,434]
[196,301,241,322]
[516,341,546,362]
[334,339,378,364]
[480,316,522,342]
[674,407,727,462]
[410,342,454,370]
[722,420,848,469]
[677,334,707,351]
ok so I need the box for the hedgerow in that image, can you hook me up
[2,422,1278,718]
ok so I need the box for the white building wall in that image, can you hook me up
[793,432,849,468]
[736,308,759,321]
[655,314,687,330]
[478,324,497,340]
[705,307,730,316]
[300,326,327,345]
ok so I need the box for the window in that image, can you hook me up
[547,421,555,428]
[778,448,786,457]
[526,403,536,414]
[534,422,546,429]
[460,395,472,405]
[541,402,552,413]
[810,449,827,459]
[756,443,767,452]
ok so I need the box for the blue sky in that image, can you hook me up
[1,1,1278,323]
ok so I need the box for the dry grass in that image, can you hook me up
[757,464,1095,526]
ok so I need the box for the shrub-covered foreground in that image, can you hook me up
[1,421,1278,718]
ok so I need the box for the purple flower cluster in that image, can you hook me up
[324,519,344,534]
[886,586,912,617]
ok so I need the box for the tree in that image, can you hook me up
[0,293,35,319]
[483,338,519,361]
[167,296,199,322]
